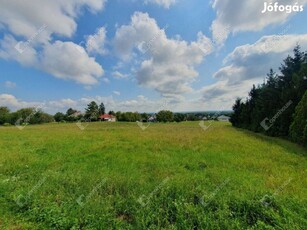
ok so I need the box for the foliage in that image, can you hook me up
[66,108,77,117]
[0,107,10,125]
[174,113,186,122]
[85,101,99,121]
[54,112,65,122]
[116,112,141,122]
[99,103,105,115]
[0,107,54,125]
[289,91,307,145]
[156,110,174,122]
[230,46,307,144]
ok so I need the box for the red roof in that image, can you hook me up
[99,114,115,119]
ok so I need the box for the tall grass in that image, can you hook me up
[0,122,306,229]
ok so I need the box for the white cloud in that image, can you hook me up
[113,91,121,96]
[0,94,39,109]
[0,93,181,114]
[211,0,307,45]
[144,0,176,8]
[201,34,307,108]
[0,38,104,85]
[0,0,106,85]
[200,79,262,109]
[114,12,213,96]
[4,81,16,89]
[86,27,108,55]
[112,71,129,79]
[39,41,104,85]
[48,98,78,109]
[0,35,38,67]
[0,0,106,43]
[214,34,307,82]
[102,78,110,83]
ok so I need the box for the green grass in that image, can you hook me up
[0,122,306,229]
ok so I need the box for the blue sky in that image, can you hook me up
[0,0,307,114]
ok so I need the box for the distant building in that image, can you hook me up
[148,115,156,122]
[69,111,82,118]
[99,114,116,122]
[217,115,230,122]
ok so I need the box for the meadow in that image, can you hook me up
[0,121,306,229]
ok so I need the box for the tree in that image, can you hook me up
[186,114,197,121]
[85,101,99,121]
[108,111,115,115]
[65,108,79,122]
[141,113,149,121]
[34,111,54,124]
[99,103,105,115]
[54,112,65,122]
[230,46,307,144]
[0,107,10,125]
[156,110,174,122]
[174,113,185,122]
[116,112,141,122]
[115,111,122,120]
[230,98,242,127]
[13,108,37,124]
[66,108,77,117]
[289,91,307,145]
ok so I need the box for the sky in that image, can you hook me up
[0,0,307,114]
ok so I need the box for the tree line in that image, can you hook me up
[0,107,54,126]
[0,98,231,126]
[230,46,307,146]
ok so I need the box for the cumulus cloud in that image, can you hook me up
[0,0,106,43]
[86,27,108,55]
[0,94,39,109]
[144,0,176,8]
[211,0,307,45]
[0,35,38,67]
[0,38,104,85]
[112,71,129,79]
[214,34,307,82]
[4,81,17,89]
[201,34,307,108]
[0,93,180,114]
[39,41,104,85]
[114,12,213,96]
[48,98,78,109]
[0,0,106,85]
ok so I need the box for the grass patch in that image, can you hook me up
[0,122,306,229]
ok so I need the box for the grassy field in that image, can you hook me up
[0,121,306,229]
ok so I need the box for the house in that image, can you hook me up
[148,115,156,122]
[99,114,116,122]
[69,111,82,118]
[217,115,230,122]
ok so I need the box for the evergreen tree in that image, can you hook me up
[85,101,99,121]
[99,103,105,115]
[230,46,307,144]
[289,91,307,145]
